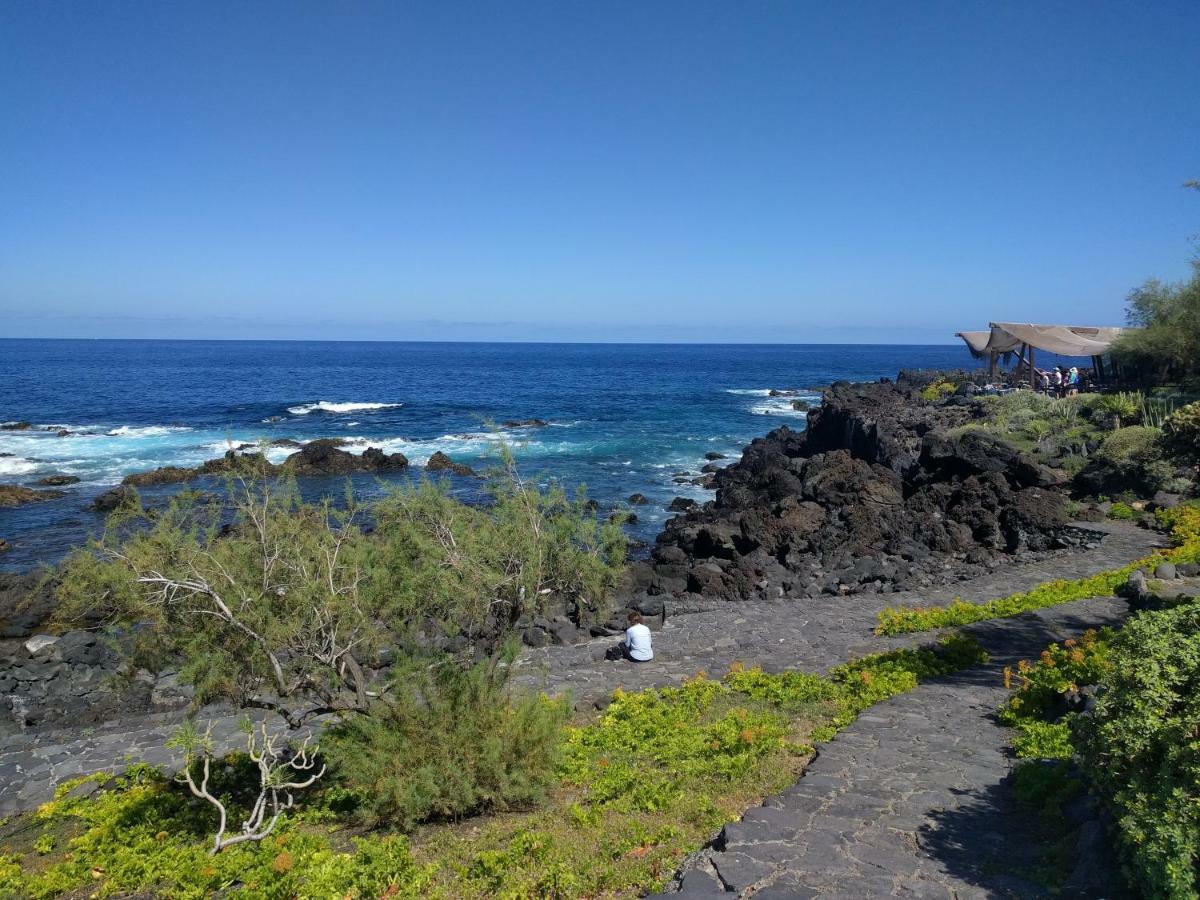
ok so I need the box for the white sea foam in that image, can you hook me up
[287,401,403,415]
[749,393,821,418]
[724,389,774,396]
[106,425,193,437]
[0,456,39,476]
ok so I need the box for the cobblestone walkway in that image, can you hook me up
[659,597,1133,898]
[0,522,1162,820]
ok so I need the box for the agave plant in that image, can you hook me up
[1094,392,1139,429]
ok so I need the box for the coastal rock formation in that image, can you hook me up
[425,451,476,476]
[0,486,66,507]
[35,474,80,486]
[286,440,409,475]
[119,442,411,488]
[629,378,1073,604]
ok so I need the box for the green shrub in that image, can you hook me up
[1108,501,1136,520]
[1095,425,1164,468]
[323,648,570,829]
[1077,603,1200,899]
[1164,400,1200,458]
[1093,392,1140,429]
[1011,760,1084,821]
[54,460,626,731]
[919,378,957,402]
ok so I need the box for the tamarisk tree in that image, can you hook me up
[56,477,386,729]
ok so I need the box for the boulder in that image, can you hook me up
[500,419,548,428]
[36,474,80,486]
[668,497,697,512]
[0,421,32,431]
[425,451,475,476]
[627,493,649,505]
[123,465,199,486]
[91,485,138,512]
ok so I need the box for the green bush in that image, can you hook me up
[1095,425,1164,468]
[1093,392,1140,429]
[1077,602,1200,899]
[323,648,570,829]
[1111,259,1200,385]
[1164,400,1200,458]
[1011,760,1084,822]
[1108,501,1136,520]
[54,461,626,730]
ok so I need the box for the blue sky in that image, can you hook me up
[1,1,1197,343]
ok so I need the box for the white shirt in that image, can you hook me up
[624,622,653,661]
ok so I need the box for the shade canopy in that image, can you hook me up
[954,331,992,357]
[956,323,1130,358]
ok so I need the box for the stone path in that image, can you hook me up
[513,521,1160,708]
[659,596,1133,899]
[0,522,1162,820]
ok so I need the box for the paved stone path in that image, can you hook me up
[0,522,1162,822]
[659,597,1133,899]
[514,522,1159,708]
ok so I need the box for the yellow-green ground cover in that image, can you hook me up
[0,636,985,899]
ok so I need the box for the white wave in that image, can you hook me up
[0,456,39,476]
[106,425,193,437]
[749,394,820,418]
[725,389,774,396]
[287,401,403,415]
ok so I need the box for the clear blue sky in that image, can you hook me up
[1,1,1197,343]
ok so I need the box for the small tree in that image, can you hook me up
[55,456,627,728]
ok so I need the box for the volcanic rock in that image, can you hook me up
[36,474,80,486]
[643,378,1073,602]
[425,451,474,476]
[628,493,649,505]
[0,485,65,507]
[501,419,549,428]
[123,466,200,487]
[1,422,32,431]
[91,485,138,512]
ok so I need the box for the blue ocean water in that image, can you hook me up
[0,340,977,570]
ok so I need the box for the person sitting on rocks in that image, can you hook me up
[606,611,654,662]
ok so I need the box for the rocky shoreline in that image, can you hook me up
[623,373,1080,620]
[0,372,1142,736]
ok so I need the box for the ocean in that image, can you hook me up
[0,340,977,570]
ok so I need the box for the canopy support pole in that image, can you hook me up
[1028,345,1036,390]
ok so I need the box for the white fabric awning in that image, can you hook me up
[956,323,1131,358]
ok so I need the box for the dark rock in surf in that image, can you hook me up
[36,474,80,486]
[628,493,649,505]
[425,451,474,476]
[90,485,138,512]
[501,419,549,428]
[1,422,32,431]
[0,486,66,507]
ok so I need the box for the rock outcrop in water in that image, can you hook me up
[120,441,411,488]
[626,377,1075,606]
